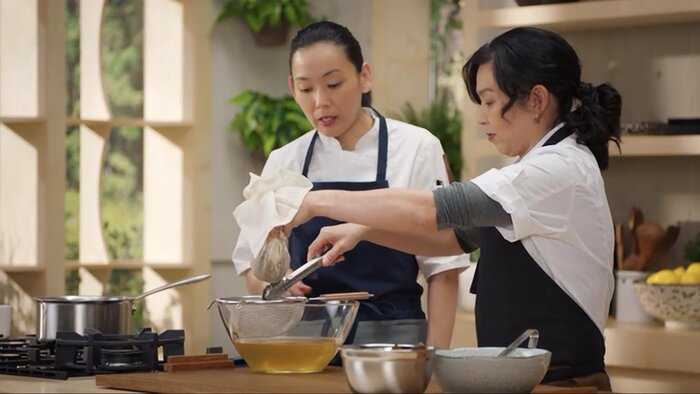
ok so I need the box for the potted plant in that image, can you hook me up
[393,88,463,181]
[216,0,314,46]
[229,90,311,159]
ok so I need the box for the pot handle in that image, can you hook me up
[132,273,211,303]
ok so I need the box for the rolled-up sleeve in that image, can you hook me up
[470,151,578,242]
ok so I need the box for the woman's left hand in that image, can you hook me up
[307,223,369,266]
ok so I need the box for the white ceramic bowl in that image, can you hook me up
[434,347,551,394]
[634,283,700,329]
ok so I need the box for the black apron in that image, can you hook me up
[471,124,607,382]
[288,108,426,347]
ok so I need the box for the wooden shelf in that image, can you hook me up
[65,260,193,270]
[474,135,700,157]
[0,117,45,124]
[0,265,44,273]
[479,0,700,32]
[613,134,700,157]
[67,117,192,129]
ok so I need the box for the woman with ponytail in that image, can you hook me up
[285,26,621,389]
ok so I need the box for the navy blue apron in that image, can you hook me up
[471,124,607,383]
[288,109,425,345]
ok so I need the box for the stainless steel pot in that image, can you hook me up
[35,273,210,341]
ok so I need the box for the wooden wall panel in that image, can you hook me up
[371,0,430,115]
[0,124,39,265]
[143,127,184,263]
[144,0,187,122]
[0,0,42,118]
[79,125,111,263]
[80,0,111,121]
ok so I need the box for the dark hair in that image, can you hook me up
[289,21,371,107]
[463,27,621,170]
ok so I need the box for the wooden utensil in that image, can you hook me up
[310,292,373,301]
[163,354,233,372]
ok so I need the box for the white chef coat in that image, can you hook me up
[471,123,615,334]
[232,108,469,278]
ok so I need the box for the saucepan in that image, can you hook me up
[35,273,210,341]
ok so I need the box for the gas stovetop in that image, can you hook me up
[0,328,184,379]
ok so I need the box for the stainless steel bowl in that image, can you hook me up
[340,343,434,394]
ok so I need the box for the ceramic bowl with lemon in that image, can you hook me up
[634,262,700,329]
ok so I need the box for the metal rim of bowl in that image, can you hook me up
[213,296,361,306]
[341,343,435,359]
[213,295,307,305]
[343,343,432,351]
[435,347,550,360]
[634,282,700,288]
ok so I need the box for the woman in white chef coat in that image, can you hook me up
[232,21,469,348]
[286,27,621,390]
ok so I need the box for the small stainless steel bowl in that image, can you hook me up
[340,343,434,394]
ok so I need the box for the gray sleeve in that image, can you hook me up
[453,226,480,253]
[433,181,512,229]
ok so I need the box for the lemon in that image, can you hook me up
[687,262,700,276]
[680,271,700,285]
[674,266,686,279]
[646,269,679,285]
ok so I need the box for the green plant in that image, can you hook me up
[393,88,463,181]
[216,0,313,32]
[431,0,463,79]
[686,232,700,262]
[229,90,311,158]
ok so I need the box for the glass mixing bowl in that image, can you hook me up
[209,296,359,373]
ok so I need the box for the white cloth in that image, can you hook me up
[232,108,469,278]
[232,169,312,259]
[470,123,614,334]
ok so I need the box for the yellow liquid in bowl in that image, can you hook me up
[233,337,338,373]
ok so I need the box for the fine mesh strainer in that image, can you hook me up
[209,296,307,339]
[208,294,365,343]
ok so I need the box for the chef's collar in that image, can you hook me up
[517,122,566,163]
[316,107,378,151]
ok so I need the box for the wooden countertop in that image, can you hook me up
[94,367,597,394]
[4,367,700,393]
[0,375,134,394]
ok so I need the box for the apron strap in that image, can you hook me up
[543,124,574,147]
[374,108,388,182]
[301,108,389,182]
[301,132,319,177]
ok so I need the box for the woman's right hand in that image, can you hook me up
[307,223,370,266]
[287,281,312,296]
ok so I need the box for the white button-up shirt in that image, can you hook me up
[232,109,469,278]
[471,123,615,334]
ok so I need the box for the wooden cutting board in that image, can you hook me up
[96,366,597,393]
